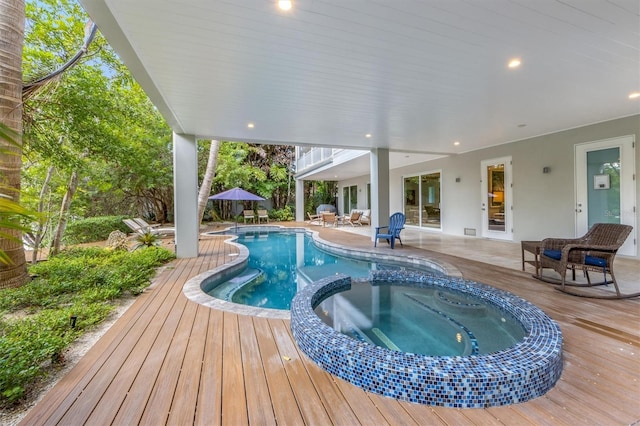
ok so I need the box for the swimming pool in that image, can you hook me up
[203,228,443,310]
[183,226,454,319]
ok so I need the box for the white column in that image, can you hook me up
[295,178,305,222]
[173,133,199,258]
[370,148,390,241]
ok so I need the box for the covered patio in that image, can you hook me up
[20,225,640,424]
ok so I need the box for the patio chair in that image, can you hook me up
[307,212,322,225]
[537,223,637,299]
[343,211,362,226]
[243,210,255,223]
[322,212,339,227]
[257,209,269,223]
[374,212,405,249]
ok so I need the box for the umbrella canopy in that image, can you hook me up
[209,187,265,231]
[208,187,265,201]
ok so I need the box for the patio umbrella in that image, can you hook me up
[209,187,265,231]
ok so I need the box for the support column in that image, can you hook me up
[173,133,199,258]
[295,178,305,222]
[370,148,390,241]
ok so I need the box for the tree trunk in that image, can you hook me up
[0,0,28,288]
[50,169,78,256]
[197,140,220,223]
[31,165,54,263]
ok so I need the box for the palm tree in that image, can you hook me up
[0,0,29,287]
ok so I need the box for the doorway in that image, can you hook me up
[481,157,512,240]
[575,136,636,256]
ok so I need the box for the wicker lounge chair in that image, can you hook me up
[374,212,405,249]
[537,223,637,299]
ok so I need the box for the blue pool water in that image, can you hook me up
[314,281,526,356]
[206,230,433,310]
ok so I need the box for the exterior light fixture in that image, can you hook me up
[508,58,521,68]
[278,0,292,11]
[629,92,640,99]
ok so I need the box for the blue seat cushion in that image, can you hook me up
[543,249,562,260]
[585,255,607,268]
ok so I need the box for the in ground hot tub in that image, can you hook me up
[290,270,563,408]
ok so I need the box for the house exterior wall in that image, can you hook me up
[345,115,639,260]
[338,176,370,214]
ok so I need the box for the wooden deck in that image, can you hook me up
[20,227,640,425]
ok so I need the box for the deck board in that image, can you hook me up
[221,312,249,425]
[267,318,333,425]
[18,231,640,425]
[253,317,305,425]
[237,315,276,426]
[167,304,210,425]
[194,307,223,425]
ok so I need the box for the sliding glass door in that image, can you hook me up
[403,172,441,229]
[342,185,357,215]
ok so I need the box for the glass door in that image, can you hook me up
[403,172,442,229]
[403,176,420,226]
[421,173,441,228]
[481,157,512,240]
[575,136,636,256]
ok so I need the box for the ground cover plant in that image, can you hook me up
[0,246,175,404]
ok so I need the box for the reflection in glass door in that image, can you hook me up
[421,173,440,228]
[481,157,512,240]
[403,172,441,229]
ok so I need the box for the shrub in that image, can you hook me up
[62,215,130,245]
[269,205,295,221]
[0,246,175,403]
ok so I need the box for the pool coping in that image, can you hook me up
[182,225,461,319]
[290,270,564,408]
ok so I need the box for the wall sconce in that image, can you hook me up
[543,167,551,174]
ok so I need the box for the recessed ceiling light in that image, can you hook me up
[365,133,372,138]
[247,123,254,128]
[508,58,521,68]
[278,0,292,11]
[629,92,640,99]
[453,141,460,146]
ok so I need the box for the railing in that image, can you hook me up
[296,147,336,172]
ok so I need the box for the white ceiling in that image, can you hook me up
[82,0,640,158]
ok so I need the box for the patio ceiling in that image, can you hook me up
[81,0,639,156]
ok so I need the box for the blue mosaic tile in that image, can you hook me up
[290,271,563,408]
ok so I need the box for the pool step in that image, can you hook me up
[209,268,263,300]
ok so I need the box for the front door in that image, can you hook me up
[575,136,636,256]
[481,157,513,240]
